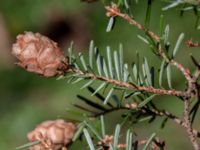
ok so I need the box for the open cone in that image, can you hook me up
[12,32,68,77]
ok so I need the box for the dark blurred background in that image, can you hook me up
[0,0,200,149]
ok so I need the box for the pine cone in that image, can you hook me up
[12,32,68,77]
[27,119,76,150]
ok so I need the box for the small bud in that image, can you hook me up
[12,32,68,77]
[98,135,113,146]
[117,144,126,149]
[27,119,76,150]
[125,102,138,109]
[105,3,120,17]
[186,39,200,47]
[130,102,138,109]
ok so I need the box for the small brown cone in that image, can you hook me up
[27,119,76,150]
[12,32,68,77]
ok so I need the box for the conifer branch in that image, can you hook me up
[105,3,200,149]
[70,68,187,97]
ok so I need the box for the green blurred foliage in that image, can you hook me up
[0,0,200,149]
[0,0,86,35]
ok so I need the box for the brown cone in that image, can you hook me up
[27,119,76,150]
[12,32,68,77]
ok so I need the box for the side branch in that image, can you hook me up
[91,103,200,138]
[145,106,200,139]
[72,69,187,97]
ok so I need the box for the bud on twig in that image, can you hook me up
[98,135,126,150]
[27,119,76,150]
[186,39,200,47]
[105,3,120,17]
[12,32,69,77]
[125,102,138,109]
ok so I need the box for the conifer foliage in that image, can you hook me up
[13,0,200,150]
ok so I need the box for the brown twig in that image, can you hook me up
[183,98,200,150]
[148,106,200,138]
[71,68,186,97]
[89,101,200,139]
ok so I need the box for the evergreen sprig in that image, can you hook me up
[65,2,200,149]
[14,0,200,150]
